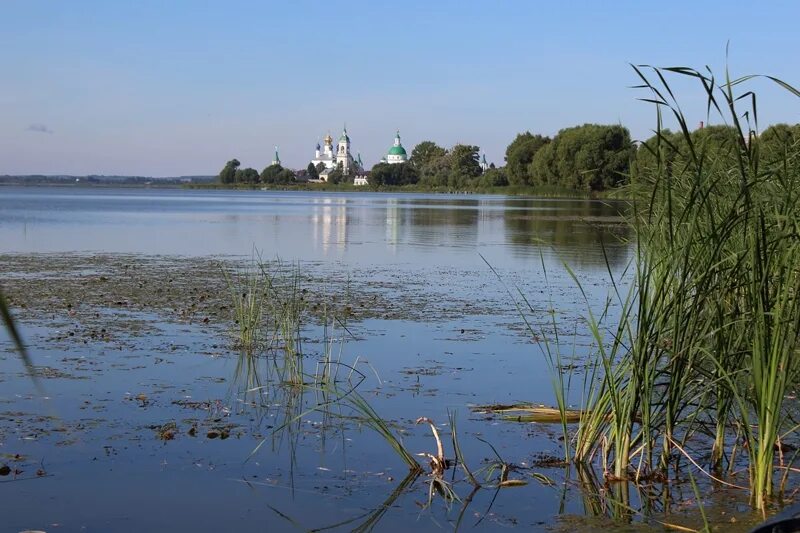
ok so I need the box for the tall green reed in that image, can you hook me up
[630,63,800,509]
[531,61,800,511]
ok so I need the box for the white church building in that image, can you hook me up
[310,127,364,182]
[305,128,413,186]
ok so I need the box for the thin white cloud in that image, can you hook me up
[27,123,53,134]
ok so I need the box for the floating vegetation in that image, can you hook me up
[472,403,584,423]
[475,436,536,489]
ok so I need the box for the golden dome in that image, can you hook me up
[323,133,333,145]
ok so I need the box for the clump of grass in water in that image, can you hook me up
[223,255,311,384]
[222,260,265,352]
[259,260,307,384]
[506,61,800,513]
[269,262,303,351]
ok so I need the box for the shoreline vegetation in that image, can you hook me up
[520,64,800,514]
[8,118,797,201]
[212,117,798,199]
[0,177,625,199]
[0,176,626,199]
[186,181,622,198]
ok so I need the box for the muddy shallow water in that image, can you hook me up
[0,187,771,531]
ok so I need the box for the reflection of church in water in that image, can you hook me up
[311,197,349,255]
[310,127,364,183]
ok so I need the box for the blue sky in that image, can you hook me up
[2,0,799,176]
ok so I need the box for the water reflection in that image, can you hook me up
[311,197,349,255]
[502,198,630,268]
[385,198,399,253]
[0,187,632,272]
[407,204,479,249]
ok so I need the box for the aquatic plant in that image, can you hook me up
[257,259,307,383]
[519,61,800,512]
[448,410,481,487]
[627,62,800,510]
[481,254,576,463]
[222,260,265,352]
[223,254,313,384]
[315,298,356,387]
[341,390,422,472]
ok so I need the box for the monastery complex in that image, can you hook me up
[304,128,409,185]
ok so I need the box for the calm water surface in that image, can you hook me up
[0,186,630,268]
[0,186,664,532]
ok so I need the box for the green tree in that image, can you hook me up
[234,167,259,184]
[761,123,800,146]
[505,132,551,186]
[529,142,557,186]
[410,141,446,169]
[690,125,740,162]
[418,152,451,187]
[631,129,685,185]
[261,164,295,184]
[480,167,508,187]
[307,162,319,180]
[368,163,391,188]
[328,163,344,184]
[758,123,800,162]
[448,144,482,187]
[368,162,419,187]
[529,124,634,191]
[397,163,420,185]
[218,159,240,184]
[279,168,295,183]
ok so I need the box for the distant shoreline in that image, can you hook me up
[0,181,186,189]
[0,178,624,199]
[186,181,620,199]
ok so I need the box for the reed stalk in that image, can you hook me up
[528,61,800,512]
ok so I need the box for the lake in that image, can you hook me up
[0,187,758,531]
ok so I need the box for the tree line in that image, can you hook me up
[368,124,633,191]
[218,159,297,185]
[370,143,504,188]
[370,124,636,191]
[217,122,800,192]
[632,123,800,184]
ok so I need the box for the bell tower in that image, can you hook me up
[336,126,351,174]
